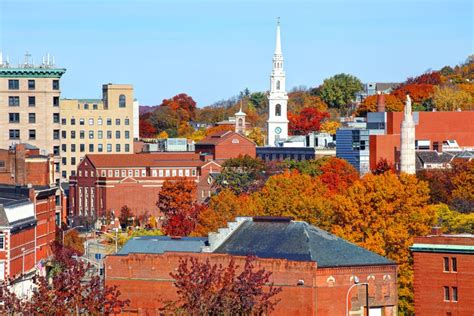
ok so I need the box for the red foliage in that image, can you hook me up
[405,71,442,85]
[157,178,200,236]
[119,205,134,228]
[139,118,157,138]
[372,158,395,175]
[288,107,330,135]
[392,83,435,103]
[161,93,197,121]
[318,157,359,194]
[164,256,281,314]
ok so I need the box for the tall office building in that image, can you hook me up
[60,84,135,180]
[0,52,66,181]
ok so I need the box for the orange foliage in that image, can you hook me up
[392,83,435,103]
[317,157,359,194]
[357,94,404,115]
[205,124,235,136]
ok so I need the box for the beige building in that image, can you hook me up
[0,56,66,181]
[60,84,135,180]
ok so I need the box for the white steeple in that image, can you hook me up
[267,18,289,146]
[235,99,247,135]
[400,94,416,174]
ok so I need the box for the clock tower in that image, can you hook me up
[267,18,289,146]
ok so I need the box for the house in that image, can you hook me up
[105,217,398,315]
[194,131,256,161]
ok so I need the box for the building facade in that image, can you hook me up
[105,217,398,315]
[194,131,256,162]
[411,230,474,315]
[336,128,370,175]
[59,84,135,180]
[0,56,66,182]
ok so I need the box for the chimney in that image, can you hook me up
[430,226,442,236]
[376,91,385,112]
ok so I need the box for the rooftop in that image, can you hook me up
[118,236,208,255]
[84,152,204,168]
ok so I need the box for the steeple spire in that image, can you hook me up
[274,17,282,55]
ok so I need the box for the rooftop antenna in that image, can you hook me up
[47,53,50,66]
[52,55,55,66]
[0,51,3,65]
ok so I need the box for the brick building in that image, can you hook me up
[0,184,58,281]
[105,217,398,315]
[411,229,474,316]
[369,111,474,170]
[68,153,221,226]
[194,131,256,161]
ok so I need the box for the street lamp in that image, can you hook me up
[62,225,84,245]
[346,276,369,316]
[21,247,25,276]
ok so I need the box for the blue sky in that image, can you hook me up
[0,0,472,106]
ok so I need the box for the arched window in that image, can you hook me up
[275,104,281,116]
[276,80,280,90]
[238,118,243,127]
[119,94,126,108]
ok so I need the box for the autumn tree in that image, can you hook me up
[157,130,169,139]
[319,120,341,135]
[163,256,281,315]
[329,173,435,315]
[316,73,363,112]
[432,204,474,234]
[317,157,359,195]
[157,178,200,236]
[119,205,134,229]
[62,229,85,254]
[372,158,395,175]
[288,91,328,114]
[432,85,473,111]
[357,94,404,116]
[161,93,197,121]
[450,160,474,213]
[139,118,157,138]
[288,107,330,135]
[405,71,442,85]
[246,127,265,146]
[392,83,434,104]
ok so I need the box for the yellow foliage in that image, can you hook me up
[319,120,341,135]
[157,131,169,139]
[245,127,265,146]
[433,85,474,111]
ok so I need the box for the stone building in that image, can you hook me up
[105,217,398,315]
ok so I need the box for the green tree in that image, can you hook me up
[317,73,363,112]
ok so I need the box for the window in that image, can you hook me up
[107,144,112,152]
[71,144,76,152]
[444,257,449,272]
[98,131,103,139]
[53,96,59,107]
[121,170,126,177]
[61,131,66,139]
[0,234,4,250]
[80,130,85,139]
[452,258,457,272]
[142,169,146,177]
[116,119,121,125]
[80,144,85,152]
[62,171,67,178]
[185,169,190,177]
[125,118,130,126]
[28,80,35,90]
[276,80,280,90]
[119,94,126,107]
[89,118,94,125]
[452,287,458,302]
[10,129,20,139]
[71,157,76,165]
[129,170,134,177]
[125,144,130,152]
[159,170,163,177]
[53,146,60,155]
[116,131,121,139]
[9,96,20,106]
[101,170,106,177]
[172,170,177,177]
[125,131,130,139]
[79,118,85,125]
[165,170,170,177]
[107,118,112,125]
[61,118,66,125]
[275,104,281,116]
[29,96,36,107]
[98,118,103,125]
[0,161,4,168]
[85,170,88,177]
[84,103,89,110]
[28,113,35,123]
[71,131,76,139]
[444,286,450,301]
[89,144,94,152]
[116,144,121,152]
[134,170,139,177]
[93,104,98,110]
[8,79,19,90]
[53,113,60,123]
[29,129,36,140]
[71,118,76,125]
[178,169,183,177]
[9,113,20,123]
[107,131,112,139]
[192,169,196,176]
[114,170,119,177]
[98,144,103,152]
[52,80,60,90]
[89,131,94,139]
[61,144,66,152]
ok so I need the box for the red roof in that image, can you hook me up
[197,131,252,145]
[85,152,204,168]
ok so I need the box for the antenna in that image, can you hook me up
[0,51,3,66]
[277,17,280,25]
[52,55,55,66]
[47,53,50,66]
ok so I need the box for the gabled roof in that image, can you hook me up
[196,131,254,146]
[118,236,208,255]
[416,151,455,165]
[214,218,394,268]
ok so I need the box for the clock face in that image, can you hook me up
[275,127,282,134]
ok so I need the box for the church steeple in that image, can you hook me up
[274,18,282,55]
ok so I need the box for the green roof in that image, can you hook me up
[411,243,474,254]
[0,67,66,78]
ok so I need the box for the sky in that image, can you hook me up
[0,0,472,107]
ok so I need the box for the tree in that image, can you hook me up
[157,130,169,139]
[392,83,434,104]
[163,256,281,315]
[139,118,157,138]
[248,92,268,113]
[450,160,474,213]
[288,107,330,135]
[119,205,134,229]
[63,229,85,254]
[317,157,359,195]
[157,178,200,236]
[432,203,474,234]
[372,158,395,175]
[405,71,442,85]
[432,85,473,111]
[329,173,435,315]
[288,91,328,114]
[357,94,404,115]
[317,73,363,110]
[319,120,340,135]
[161,93,197,121]
[246,127,265,146]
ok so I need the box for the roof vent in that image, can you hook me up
[253,216,293,222]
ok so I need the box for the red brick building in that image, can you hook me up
[105,217,398,315]
[411,230,474,316]
[0,184,57,281]
[68,153,221,225]
[369,111,474,169]
[195,131,257,161]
